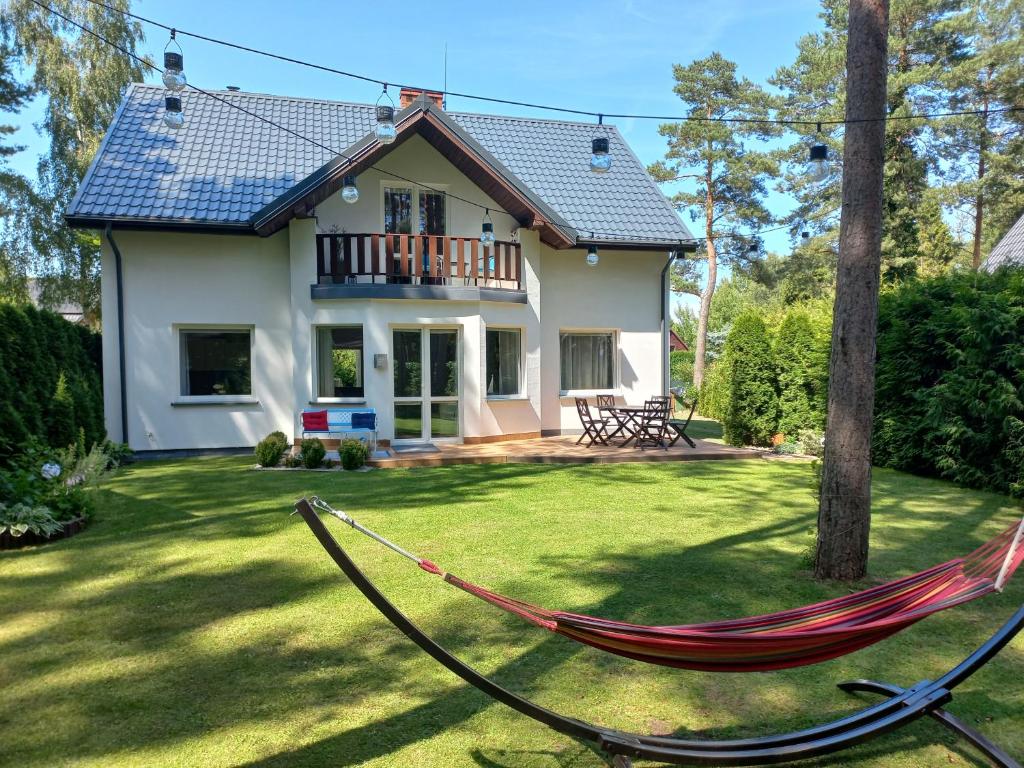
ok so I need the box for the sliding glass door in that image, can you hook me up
[393,328,460,442]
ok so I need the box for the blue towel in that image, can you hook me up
[351,412,375,430]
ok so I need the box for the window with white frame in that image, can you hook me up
[179,329,251,396]
[486,328,521,396]
[560,332,615,391]
[316,326,364,398]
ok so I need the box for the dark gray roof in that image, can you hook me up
[67,84,692,244]
[984,213,1024,271]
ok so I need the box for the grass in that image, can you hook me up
[1,457,1022,767]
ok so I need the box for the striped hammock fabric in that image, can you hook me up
[416,521,1024,672]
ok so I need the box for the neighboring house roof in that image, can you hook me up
[669,329,689,351]
[66,84,695,248]
[27,279,85,323]
[984,213,1024,271]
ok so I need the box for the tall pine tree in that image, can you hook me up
[0,43,34,301]
[649,53,779,388]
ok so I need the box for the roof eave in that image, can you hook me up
[65,213,256,235]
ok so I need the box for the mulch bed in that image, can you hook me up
[0,516,88,550]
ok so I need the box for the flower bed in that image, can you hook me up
[0,516,87,550]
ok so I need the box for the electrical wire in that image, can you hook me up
[30,0,867,248]
[78,0,1023,127]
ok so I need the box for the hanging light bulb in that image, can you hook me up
[163,96,184,130]
[162,31,186,92]
[801,230,810,240]
[341,175,359,204]
[586,245,599,267]
[590,115,611,173]
[375,85,397,144]
[807,123,829,182]
[481,210,496,248]
[747,240,759,256]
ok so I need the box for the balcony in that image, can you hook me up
[311,233,526,303]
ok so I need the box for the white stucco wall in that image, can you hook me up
[101,230,293,451]
[538,245,669,433]
[99,136,669,450]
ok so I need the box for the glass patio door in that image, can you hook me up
[393,328,459,442]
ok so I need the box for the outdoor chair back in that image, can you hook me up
[596,394,615,408]
[575,397,610,447]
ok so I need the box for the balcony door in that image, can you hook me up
[393,328,460,443]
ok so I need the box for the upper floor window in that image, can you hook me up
[179,329,251,396]
[383,185,446,235]
[316,326,364,398]
[560,332,615,391]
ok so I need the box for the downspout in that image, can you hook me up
[660,251,678,396]
[105,224,129,445]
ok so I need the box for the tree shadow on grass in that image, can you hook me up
[3,458,1020,767]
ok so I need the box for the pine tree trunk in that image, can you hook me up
[692,158,717,389]
[815,0,889,582]
[972,87,989,271]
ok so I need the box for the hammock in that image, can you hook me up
[307,497,1024,673]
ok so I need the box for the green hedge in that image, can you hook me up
[774,309,830,436]
[0,304,104,460]
[873,269,1024,496]
[722,313,779,447]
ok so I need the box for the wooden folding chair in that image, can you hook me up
[668,398,698,448]
[574,398,611,447]
[636,397,671,450]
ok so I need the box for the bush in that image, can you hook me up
[0,502,63,538]
[283,453,301,469]
[774,309,829,437]
[796,429,825,457]
[267,431,289,447]
[698,359,731,422]
[340,438,370,470]
[0,305,103,463]
[721,313,778,447]
[254,435,287,468]
[669,349,695,391]
[873,269,1024,495]
[299,438,326,469]
[0,438,117,525]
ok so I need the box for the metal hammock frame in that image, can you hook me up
[295,498,1023,767]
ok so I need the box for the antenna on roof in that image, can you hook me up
[442,43,448,110]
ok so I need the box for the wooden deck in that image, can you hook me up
[368,435,762,468]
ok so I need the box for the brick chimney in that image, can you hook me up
[399,87,444,110]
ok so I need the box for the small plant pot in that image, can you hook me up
[0,516,88,550]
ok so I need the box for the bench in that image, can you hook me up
[301,407,377,450]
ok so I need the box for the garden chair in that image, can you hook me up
[635,397,671,450]
[574,397,611,447]
[595,394,615,408]
[667,398,698,448]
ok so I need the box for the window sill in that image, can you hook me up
[172,396,260,407]
[559,389,622,399]
[486,394,529,402]
[310,398,367,405]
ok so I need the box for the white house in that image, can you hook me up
[67,85,695,454]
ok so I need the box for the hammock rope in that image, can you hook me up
[308,497,1024,673]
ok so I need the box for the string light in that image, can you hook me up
[586,244,599,267]
[590,115,611,174]
[808,123,829,182]
[163,95,184,129]
[341,175,359,204]
[161,30,186,92]
[375,85,397,145]
[481,209,496,247]
[29,0,857,250]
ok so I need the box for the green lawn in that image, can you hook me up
[1,457,1021,767]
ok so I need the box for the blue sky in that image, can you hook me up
[7,0,825,310]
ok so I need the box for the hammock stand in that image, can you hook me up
[294,498,1024,767]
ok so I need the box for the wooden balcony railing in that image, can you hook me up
[316,233,524,291]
